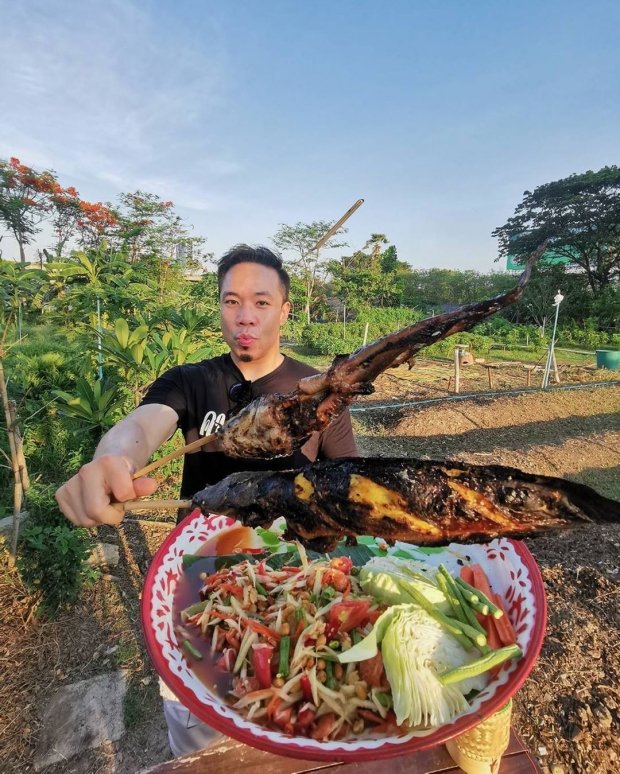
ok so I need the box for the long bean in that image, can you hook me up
[455,577,501,618]
[396,580,474,651]
[438,644,522,685]
[278,635,291,677]
[181,640,203,660]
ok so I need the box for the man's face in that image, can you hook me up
[220,263,291,364]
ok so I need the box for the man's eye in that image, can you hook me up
[256,301,270,307]
[224,299,238,306]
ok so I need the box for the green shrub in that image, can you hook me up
[17,523,98,616]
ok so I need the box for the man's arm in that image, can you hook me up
[56,403,179,528]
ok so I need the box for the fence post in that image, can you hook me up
[0,363,24,562]
[453,347,460,394]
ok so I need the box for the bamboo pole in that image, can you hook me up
[552,350,560,384]
[0,363,23,561]
[8,400,29,491]
[453,347,460,394]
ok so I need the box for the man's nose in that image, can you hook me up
[236,303,257,325]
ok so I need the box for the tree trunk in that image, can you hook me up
[19,240,26,266]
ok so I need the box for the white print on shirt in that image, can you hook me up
[199,411,226,436]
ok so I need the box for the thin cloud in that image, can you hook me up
[0,0,239,208]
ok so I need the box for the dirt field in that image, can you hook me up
[354,378,620,774]
[2,379,620,774]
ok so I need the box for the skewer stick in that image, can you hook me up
[132,433,217,480]
[123,499,192,512]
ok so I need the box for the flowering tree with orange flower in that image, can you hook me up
[0,157,61,264]
[49,187,117,257]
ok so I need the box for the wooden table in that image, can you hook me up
[143,728,543,773]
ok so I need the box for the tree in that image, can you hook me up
[49,188,117,256]
[0,157,60,264]
[272,221,348,323]
[492,166,620,296]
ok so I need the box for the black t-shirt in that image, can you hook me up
[140,353,358,498]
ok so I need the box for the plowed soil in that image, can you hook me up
[354,380,620,774]
[2,378,620,774]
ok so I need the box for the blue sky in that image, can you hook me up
[1,0,619,270]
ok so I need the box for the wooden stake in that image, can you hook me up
[0,363,23,560]
[453,348,460,394]
[552,350,560,384]
[132,433,217,480]
[486,366,494,390]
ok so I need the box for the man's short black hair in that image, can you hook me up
[217,245,290,302]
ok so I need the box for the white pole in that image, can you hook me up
[97,296,103,381]
[542,291,563,389]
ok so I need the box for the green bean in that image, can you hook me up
[278,635,291,677]
[181,640,203,660]
[254,581,268,597]
[325,659,337,690]
[455,577,501,618]
[396,580,474,651]
[450,577,490,654]
[437,565,468,625]
[438,644,522,685]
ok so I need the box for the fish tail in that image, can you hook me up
[556,477,620,524]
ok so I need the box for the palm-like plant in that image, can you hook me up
[54,378,126,434]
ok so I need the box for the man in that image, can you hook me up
[56,244,357,756]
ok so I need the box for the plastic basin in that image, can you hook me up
[595,350,620,370]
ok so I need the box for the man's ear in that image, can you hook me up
[280,301,291,326]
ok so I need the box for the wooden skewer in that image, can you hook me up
[123,499,192,512]
[132,433,217,480]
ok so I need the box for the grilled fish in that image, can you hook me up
[218,245,546,459]
[191,456,620,551]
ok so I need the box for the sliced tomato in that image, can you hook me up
[251,643,274,688]
[231,675,261,697]
[328,600,372,633]
[329,556,353,573]
[216,647,236,672]
[294,704,316,733]
[310,712,337,741]
[359,651,386,688]
[272,704,293,730]
[299,673,313,702]
[322,569,350,593]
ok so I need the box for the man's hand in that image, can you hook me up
[55,454,159,528]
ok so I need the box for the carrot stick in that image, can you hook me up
[492,593,518,646]
[484,616,504,652]
[460,565,475,586]
[470,564,496,600]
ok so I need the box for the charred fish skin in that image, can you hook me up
[190,456,620,549]
[217,245,547,461]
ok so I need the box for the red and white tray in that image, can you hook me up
[141,511,547,761]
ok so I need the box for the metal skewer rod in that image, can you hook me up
[132,433,217,480]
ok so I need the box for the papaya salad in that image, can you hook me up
[174,547,522,741]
